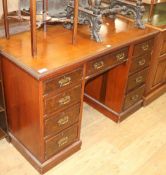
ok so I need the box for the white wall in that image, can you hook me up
[0,0,19,17]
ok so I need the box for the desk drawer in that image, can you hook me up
[130,54,151,74]
[45,124,78,159]
[43,68,83,94]
[127,69,148,92]
[123,85,145,110]
[44,85,81,114]
[44,103,80,137]
[133,39,153,57]
[86,48,128,77]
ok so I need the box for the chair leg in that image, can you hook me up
[43,0,48,33]
[148,0,155,22]
[30,0,37,57]
[2,0,9,39]
[72,0,78,44]
[18,0,23,21]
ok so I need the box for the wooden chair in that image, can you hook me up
[142,0,166,21]
[2,0,9,39]
[1,0,79,57]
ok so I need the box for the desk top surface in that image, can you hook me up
[0,17,158,79]
[147,24,166,31]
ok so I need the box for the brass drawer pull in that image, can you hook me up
[58,136,68,147]
[116,52,125,61]
[94,61,104,70]
[58,77,71,87]
[59,96,71,105]
[138,59,146,66]
[135,76,143,83]
[131,94,139,101]
[58,116,69,126]
[142,43,149,51]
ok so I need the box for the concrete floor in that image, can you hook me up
[0,93,166,175]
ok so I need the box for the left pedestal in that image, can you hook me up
[1,56,84,174]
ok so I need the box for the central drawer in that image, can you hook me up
[43,85,81,115]
[86,47,128,78]
[45,124,78,160]
[44,103,80,137]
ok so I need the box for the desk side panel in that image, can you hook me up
[1,57,43,161]
[144,30,166,105]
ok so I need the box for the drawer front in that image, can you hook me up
[127,69,148,92]
[86,48,128,77]
[45,124,78,159]
[43,68,83,94]
[133,39,153,57]
[44,103,80,137]
[123,85,145,110]
[44,85,81,114]
[130,54,151,73]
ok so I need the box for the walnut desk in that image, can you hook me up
[0,17,158,173]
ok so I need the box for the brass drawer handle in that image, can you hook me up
[59,96,71,105]
[94,61,104,70]
[131,94,139,101]
[58,116,69,126]
[135,76,143,83]
[142,43,149,51]
[58,136,68,147]
[138,59,146,66]
[58,77,71,87]
[116,52,125,61]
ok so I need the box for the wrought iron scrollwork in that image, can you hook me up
[17,0,145,42]
[64,0,103,42]
[108,0,145,29]
[64,0,145,42]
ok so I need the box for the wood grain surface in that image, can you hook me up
[0,17,158,79]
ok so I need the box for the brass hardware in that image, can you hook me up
[142,43,149,51]
[138,59,146,66]
[58,77,71,87]
[58,136,68,147]
[135,76,143,83]
[58,116,69,126]
[131,94,139,101]
[94,61,104,70]
[116,52,125,61]
[59,96,71,105]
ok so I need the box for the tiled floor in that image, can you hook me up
[0,93,166,175]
